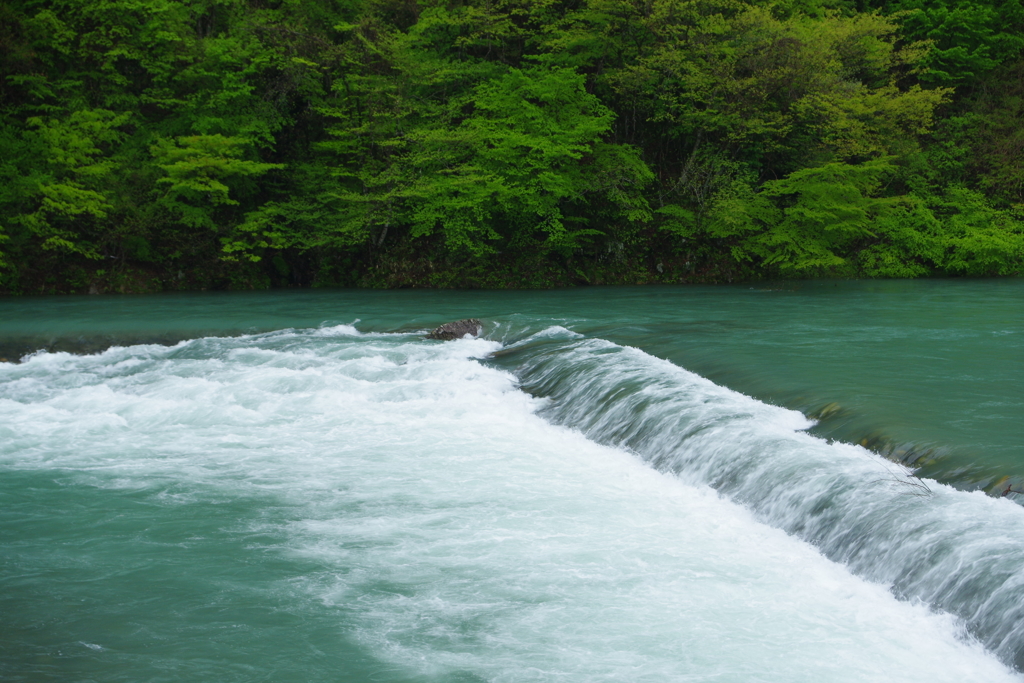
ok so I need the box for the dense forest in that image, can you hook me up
[1,0,1023,292]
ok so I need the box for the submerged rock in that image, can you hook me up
[808,401,843,420]
[426,319,482,341]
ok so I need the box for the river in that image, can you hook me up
[1,280,1022,681]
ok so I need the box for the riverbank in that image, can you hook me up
[6,237,1019,296]
[0,234,759,295]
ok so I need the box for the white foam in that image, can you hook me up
[516,334,1024,671]
[0,330,1018,682]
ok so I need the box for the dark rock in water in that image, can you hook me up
[426,319,482,341]
[807,402,843,420]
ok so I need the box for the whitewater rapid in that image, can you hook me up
[506,326,1024,672]
[0,324,1020,682]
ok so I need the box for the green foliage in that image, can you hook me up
[668,158,899,272]
[7,108,130,259]
[152,134,284,229]
[222,171,365,260]
[930,186,1024,274]
[0,0,1020,292]
[753,158,899,271]
[849,188,1024,277]
[879,0,1024,86]
[855,200,942,277]
[403,65,652,254]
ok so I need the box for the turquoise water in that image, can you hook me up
[2,280,1019,485]
[1,280,1022,680]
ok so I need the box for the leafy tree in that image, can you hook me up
[930,186,1024,274]
[877,0,1024,87]
[151,134,283,230]
[663,157,900,272]
[10,108,130,259]
[403,65,652,254]
[0,0,1020,290]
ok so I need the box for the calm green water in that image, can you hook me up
[2,280,1024,681]
[2,280,1020,487]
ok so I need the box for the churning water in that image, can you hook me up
[1,281,1022,681]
